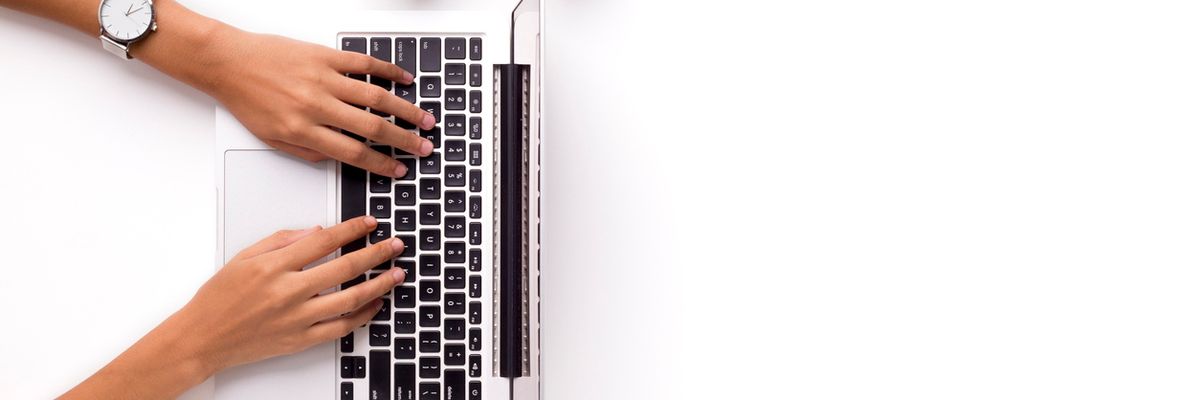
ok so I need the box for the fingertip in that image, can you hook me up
[389,237,406,254]
[419,139,434,156]
[363,215,377,228]
[389,267,406,285]
[421,114,436,130]
[393,161,408,179]
[401,69,415,84]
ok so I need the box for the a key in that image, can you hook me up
[445,37,467,59]
[445,292,466,315]
[446,242,466,263]
[370,172,392,193]
[469,143,482,166]
[398,234,416,257]
[419,357,440,378]
[419,76,441,98]
[419,38,441,72]
[395,337,416,359]
[468,169,481,192]
[420,229,441,252]
[372,299,391,322]
[445,318,466,340]
[469,38,482,61]
[419,305,441,327]
[419,254,441,277]
[446,89,466,111]
[369,223,391,244]
[341,382,353,400]
[421,126,441,149]
[369,323,390,345]
[446,140,466,161]
[469,276,481,298]
[445,115,466,136]
[469,328,481,351]
[342,37,367,82]
[419,382,440,400]
[446,166,466,187]
[469,301,481,324]
[420,152,441,174]
[340,333,354,353]
[469,117,482,139]
[341,165,366,220]
[446,191,466,212]
[342,274,365,289]
[446,216,466,238]
[469,223,481,245]
[469,64,482,87]
[446,63,466,85]
[369,350,390,400]
[395,184,417,206]
[396,209,416,232]
[395,285,416,308]
[396,260,416,283]
[341,237,365,263]
[419,331,440,353]
[395,37,417,103]
[369,37,393,92]
[341,355,366,378]
[395,363,417,400]
[394,312,416,334]
[396,82,417,104]
[419,203,441,226]
[446,267,466,289]
[419,178,441,200]
[468,355,482,378]
[419,279,440,302]
[469,90,482,113]
[469,196,482,219]
[445,369,466,400]
[469,249,481,271]
[420,102,441,123]
[398,158,417,180]
[369,197,390,219]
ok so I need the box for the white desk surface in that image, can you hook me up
[3,0,1200,398]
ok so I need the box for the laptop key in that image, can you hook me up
[445,318,466,340]
[340,333,354,353]
[446,140,466,161]
[420,152,441,174]
[341,355,366,378]
[419,382,440,400]
[469,301,481,324]
[341,165,366,220]
[369,223,390,244]
[369,323,390,345]
[469,38,482,61]
[395,184,417,206]
[396,260,416,283]
[419,279,440,302]
[420,228,441,251]
[446,166,466,187]
[469,117,482,139]
[446,63,467,85]
[341,274,365,289]
[419,76,440,98]
[419,357,440,378]
[395,285,416,308]
[469,143,481,166]
[469,222,481,245]
[420,101,442,124]
[396,209,416,231]
[468,355,482,378]
[468,196,482,219]
[469,328,481,351]
[446,191,466,212]
[372,300,390,322]
[446,89,466,111]
[369,350,391,400]
[446,216,466,238]
[340,381,353,400]
[369,37,392,90]
[396,363,417,400]
[419,331,440,353]
[419,305,441,327]
[446,267,466,290]
[469,381,481,400]
[446,242,466,263]
[419,38,441,72]
[469,64,482,87]
[420,126,441,149]
[341,37,367,82]
[445,369,466,400]
[398,158,417,180]
[469,276,481,299]
[468,169,481,192]
[445,292,465,314]
[395,337,416,359]
[369,197,389,218]
[469,90,482,113]
[446,38,466,60]
[398,234,416,257]
[469,249,481,271]
[445,115,465,136]
[420,254,441,276]
[369,172,391,193]
[419,204,440,225]
[420,178,441,200]
[394,311,416,334]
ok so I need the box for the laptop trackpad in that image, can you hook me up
[214,149,334,399]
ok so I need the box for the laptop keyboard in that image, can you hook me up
[338,34,487,400]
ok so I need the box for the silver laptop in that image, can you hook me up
[213,1,542,399]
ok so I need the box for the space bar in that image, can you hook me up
[341,165,366,221]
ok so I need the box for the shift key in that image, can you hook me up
[395,363,416,400]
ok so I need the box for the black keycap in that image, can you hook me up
[396,209,416,231]
[396,363,417,400]
[445,369,466,400]
[419,230,441,252]
[398,158,417,180]
[398,234,416,257]
[446,267,466,290]
[419,357,440,378]
[370,37,393,92]
[396,260,416,283]
[446,216,466,238]
[369,196,390,218]
[395,337,416,360]
[446,140,466,161]
[445,292,466,314]
[469,195,482,219]
[371,144,393,157]
[446,89,466,111]
[419,205,440,227]
[419,279,440,302]
[394,312,416,333]
[420,178,441,200]
[468,169,481,192]
[469,90,482,113]
[469,143,482,166]
[469,223,481,245]
[469,381,482,400]
[419,305,441,327]
[341,381,353,400]
[445,318,466,340]
[420,152,441,174]
[420,38,441,72]
[396,37,417,74]
[446,191,467,213]
[468,117,482,140]
[419,76,441,98]
[372,299,391,322]
[469,276,481,299]
[419,331,440,353]
[469,64,482,87]
[420,102,441,123]
[341,355,366,378]
[342,37,367,82]
[342,274,365,289]
[420,126,441,149]
[469,328,481,351]
[446,242,466,263]
[446,63,467,85]
[341,165,366,220]
[469,301,481,324]
[446,166,466,187]
[395,285,416,308]
[341,237,365,260]
[419,254,441,276]
[369,324,390,346]
[468,355,482,378]
[340,333,354,353]
[469,38,482,61]
[374,260,390,271]
[369,350,391,400]
[396,82,417,104]
[469,249,481,271]
[419,382,440,400]
[395,184,417,206]
[369,222,391,244]
[446,38,467,59]
[445,115,466,136]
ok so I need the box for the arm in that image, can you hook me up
[60,217,406,399]
[0,0,435,178]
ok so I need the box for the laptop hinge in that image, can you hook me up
[493,63,531,379]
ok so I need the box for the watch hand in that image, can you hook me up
[125,3,133,16]
[127,6,144,15]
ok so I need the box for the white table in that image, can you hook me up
[4,0,1200,398]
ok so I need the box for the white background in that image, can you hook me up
[3,0,1200,399]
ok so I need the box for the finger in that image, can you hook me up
[327,76,436,131]
[301,266,405,322]
[264,139,329,163]
[299,237,405,294]
[303,126,408,177]
[321,96,433,156]
[305,298,383,344]
[329,51,413,85]
[264,215,377,270]
[229,226,321,264]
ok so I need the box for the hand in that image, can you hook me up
[197,27,436,178]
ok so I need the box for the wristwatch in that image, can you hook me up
[98,0,157,60]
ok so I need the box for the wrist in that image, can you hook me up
[131,0,235,94]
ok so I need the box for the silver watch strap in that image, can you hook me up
[100,35,132,60]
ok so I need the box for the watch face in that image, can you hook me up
[100,0,153,42]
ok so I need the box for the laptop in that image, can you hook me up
[212,1,542,399]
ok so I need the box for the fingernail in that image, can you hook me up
[363,215,377,227]
[389,237,405,254]
[394,162,408,178]
[390,267,406,284]
[403,70,415,83]
[420,139,434,156]
[421,114,436,130]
